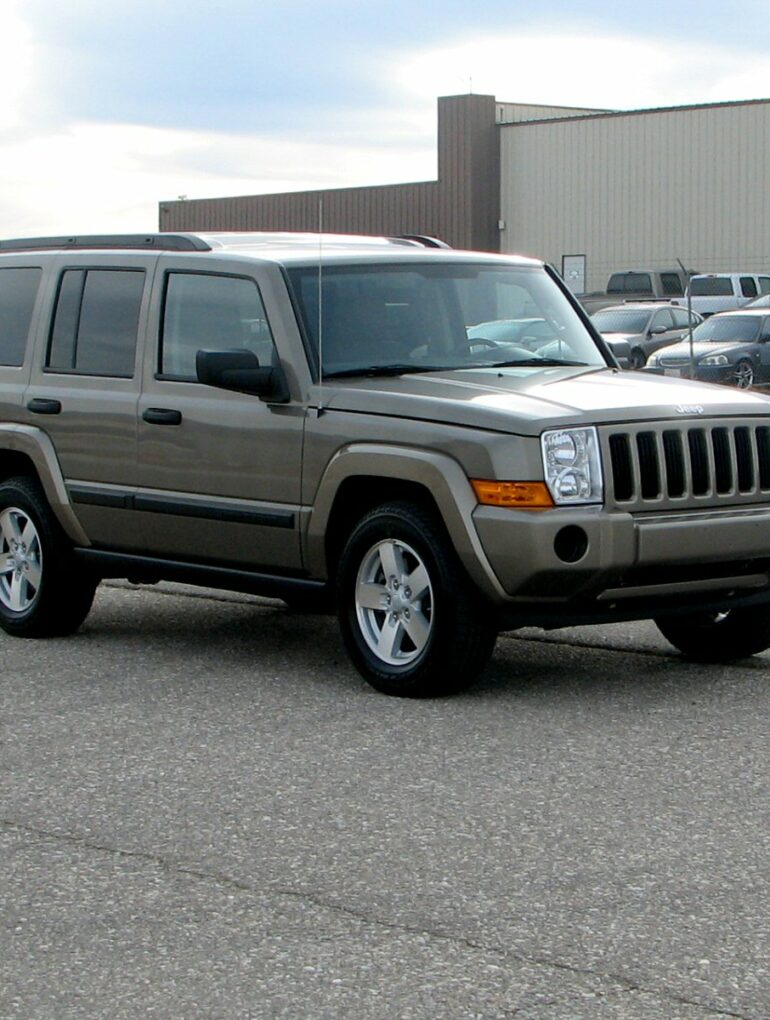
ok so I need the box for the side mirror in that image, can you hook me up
[196,348,290,402]
[649,326,667,335]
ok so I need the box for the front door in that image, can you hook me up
[133,260,305,572]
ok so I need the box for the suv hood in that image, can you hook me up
[321,365,770,435]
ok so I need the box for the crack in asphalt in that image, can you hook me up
[1,817,755,1020]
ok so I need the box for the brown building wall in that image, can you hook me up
[159,95,501,251]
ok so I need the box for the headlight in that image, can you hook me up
[541,427,603,505]
[700,354,729,366]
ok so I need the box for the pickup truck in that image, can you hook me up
[579,269,689,314]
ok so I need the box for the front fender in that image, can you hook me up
[304,443,506,601]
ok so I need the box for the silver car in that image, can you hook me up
[591,303,702,369]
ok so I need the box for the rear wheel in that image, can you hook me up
[655,605,770,661]
[337,501,497,696]
[0,476,97,637]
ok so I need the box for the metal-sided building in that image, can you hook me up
[159,93,770,294]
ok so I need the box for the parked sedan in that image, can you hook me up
[590,303,702,369]
[646,310,770,388]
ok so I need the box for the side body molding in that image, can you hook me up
[304,443,507,601]
[0,423,90,545]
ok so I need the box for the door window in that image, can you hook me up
[740,277,758,298]
[651,309,674,331]
[46,269,144,376]
[160,272,276,379]
[660,273,683,296]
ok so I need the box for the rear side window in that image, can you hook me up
[741,277,758,298]
[160,272,275,380]
[47,269,144,377]
[760,277,770,295]
[660,273,683,296]
[0,267,42,366]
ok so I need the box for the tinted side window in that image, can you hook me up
[161,272,275,380]
[741,277,758,298]
[0,267,42,367]
[660,273,683,296]
[47,269,144,377]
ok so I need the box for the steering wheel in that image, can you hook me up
[468,337,499,351]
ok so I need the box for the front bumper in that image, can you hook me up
[472,502,770,624]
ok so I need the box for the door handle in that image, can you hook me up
[27,398,62,415]
[142,407,182,426]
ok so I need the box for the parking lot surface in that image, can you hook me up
[1,582,768,1019]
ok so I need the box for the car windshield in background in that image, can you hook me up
[287,262,606,377]
[592,309,651,333]
[692,316,763,342]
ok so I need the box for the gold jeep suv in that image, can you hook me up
[3,232,770,696]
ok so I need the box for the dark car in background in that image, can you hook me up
[646,310,770,388]
[590,303,702,368]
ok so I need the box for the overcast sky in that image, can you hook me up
[3,0,770,237]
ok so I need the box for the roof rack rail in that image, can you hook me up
[391,234,451,249]
[0,233,211,253]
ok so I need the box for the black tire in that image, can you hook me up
[733,359,754,389]
[336,501,497,697]
[629,348,646,370]
[655,605,770,662]
[0,476,97,637]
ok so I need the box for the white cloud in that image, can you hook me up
[0,1,36,131]
[394,31,770,110]
[0,121,437,235]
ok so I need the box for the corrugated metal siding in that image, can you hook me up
[160,180,442,238]
[499,101,770,291]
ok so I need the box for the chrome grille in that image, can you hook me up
[603,420,770,510]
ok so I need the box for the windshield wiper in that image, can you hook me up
[323,363,448,379]
[486,357,589,368]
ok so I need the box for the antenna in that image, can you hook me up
[317,197,324,415]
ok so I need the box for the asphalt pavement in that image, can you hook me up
[1,581,768,1020]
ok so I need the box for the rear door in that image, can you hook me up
[22,254,154,546]
[133,255,305,572]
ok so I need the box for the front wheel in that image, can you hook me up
[337,502,497,696]
[0,476,97,637]
[733,359,754,388]
[629,348,646,370]
[655,605,770,661]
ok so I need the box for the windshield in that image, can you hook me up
[591,309,650,333]
[692,315,762,342]
[287,262,606,377]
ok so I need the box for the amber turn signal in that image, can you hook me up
[471,479,554,509]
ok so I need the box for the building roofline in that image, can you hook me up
[500,95,770,127]
[160,178,438,210]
